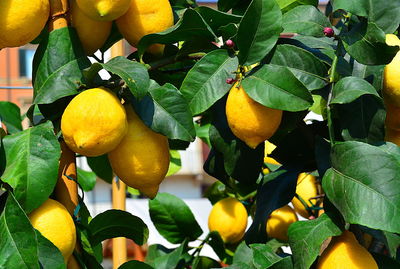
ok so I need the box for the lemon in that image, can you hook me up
[317,230,378,269]
[116,0,174,54]
[61,87,128,157]
[29,199,76,261]
[383,34,400,106]
[70,0,112,55]
[226,83,282,149]
[264,140,281,165]
[291,173,319,218]
[208,197,248,244]
[0,0,49,48]
[108,105,170,199]
[266,205,298,241]
[76,0,131,21]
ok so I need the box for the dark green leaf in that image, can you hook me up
[180,50,239,115]
[96,57,149,99]
[331,76,380,104]
[207,231,226,261]
[341,21,399,65]
[77,168,97,192]
[282,5,331,37]
[276,0,318,13]
[137,9,217,57]
[322,142,400,233]
[151,241,186,269]
[145,244,173,265]
[242,64,313,111]
[89,209,149,245]
[384,231,400,258]
[288,214,342,269]
[237,0,282,65]
[270,257,294,269]
[195,6,242,35]
[36,230,65,269]
[148,193,203,243]
[118,260,154,269]
[232,242,255,266]
[1,122,61,213]
[33,27,91,104]
[192,256,220,269]
[352,61,384,90]
[292,35,336,50]
[0,193,39,269]
[77,223,103,263]
[270,44,328,91]
[0,102,22,134]
[218,0,241,12]
[87,155,113,183]
[372,252,400,268]
[251,244,283,268]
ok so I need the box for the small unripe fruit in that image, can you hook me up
[226,78,236,84]
[323,27,335,37]
[225,39,235,48]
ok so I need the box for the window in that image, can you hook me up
[19,49,35,79]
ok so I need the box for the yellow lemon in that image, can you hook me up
[76,0,131,21]
[317,230,378,269]
[383,34,400,106]
[208,197,248,244]
[70,0,112,55]
[116,0,174,54]
[226,83,282,149]
[264,140,281,165]
[266,205,298,241]
[29,199,76,262]
[61,87,128,157]
[108,105,170,199]
[384,100,400,130]
[291,173,319,218]
[0,0,49,48]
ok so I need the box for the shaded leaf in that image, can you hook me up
[118,260,154,269]
[331,76,380,104]
[36,230,65,269]
[87,155,113,184]
[0,102,22,134]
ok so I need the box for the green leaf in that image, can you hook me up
[137,9,217,57]
[166,150,181,177]
[232,242,256,267]
[118,260,154,269]
[276,0,318,13]
[33,27,91,104]
[95,57,150,99]
[195,6,242,35]
[180,49,239,115]
[282,5,331,37]
[322,142,400,233]
[341,21,399,65]
[88,209,149,245]
[36,230,65,269]
[292,35,336,50]
[148,193,203,244]
[383,231,400,258]
[331,76,380,104]
[333,0,400,33]
[241,64,313,111]
[192,256,220,269]
[133,82,196,142]
[270,44,328,91]
[0,193,39,269]
[237,0,282,65]
[218,0,241,12]
[151,241,186,269]
[351,61,384,91]
[0,102,22,134]
[288,214,342,269]
[270,257,294,269]
[207,231,226,261]
[86,155,113,184]
[372,252,400,268]
[251,244,283,268]
[77,167,97,192]
[1,122,61,213]
[145,244,173,265]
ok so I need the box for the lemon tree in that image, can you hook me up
[1,0,400,268]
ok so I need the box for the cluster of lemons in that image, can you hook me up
[0,0,173,56]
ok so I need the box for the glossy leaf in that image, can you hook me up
[251,244,283,268]
[87,155,113,184]
[270,44,328,91]
[242,64,313,111]
[0,193,39,269]
[88,209,149,245]
[322,142,400,233]
[237,0,282,65]
[180,49,238,115]
[282,5,331,37]
[217,0,241,12]
[36,230,65,269]
[288,214,342,269]
[149,193,202,243]
[195,6,242,35]
[33,27,90,104]
[118,260,154,269]
[150,241,186,269]
[331,76,380,104]
[0,102,22,134]
[351,61,384,91]
[1,122,61,213]
[276,0,318,13]
[77,167,97,192]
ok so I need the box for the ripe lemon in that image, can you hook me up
[108,105,170,199]
[264,140,281,165]
[383,34,400,106]
[70,0,112,55]
[76,0,131,21]
[291,173,319,218]
[0,0,49,48]
[29,199,76,261]
[266,205,298,241]
[116,0,174,54]
[61,87,128,157]
[317,230,378,269]
[226,83,282,149]
[208,197,248,244]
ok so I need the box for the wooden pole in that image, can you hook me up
[111,40,128,269]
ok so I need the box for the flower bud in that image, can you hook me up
[323,27,334,37]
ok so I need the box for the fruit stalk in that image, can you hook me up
[49,0,69,31]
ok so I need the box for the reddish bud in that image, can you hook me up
[308,215,316,220]
[226,78,236,84]
[323,27,335,37]
[225,39,235,48]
